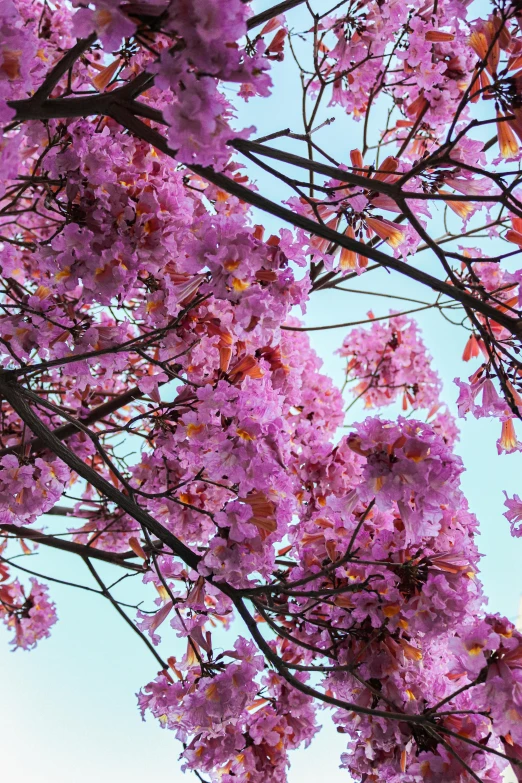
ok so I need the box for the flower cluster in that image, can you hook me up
[0,1,73,124]
[139,639,318,783]
[0,455,70,526]
[2,1,522,782]
[338,313,442,412]
[71,0,273,168]
[0,577,57,650]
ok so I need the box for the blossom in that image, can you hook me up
[504,493,522,536]
[338,314,442,411]
[347,417,465,542]
[72,2,135,51]
[0,455,70,526]
[0,578,57,650]
[160,70,254,169]
[2,2,522,782]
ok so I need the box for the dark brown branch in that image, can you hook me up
[32,34,97,103]
[233,595,424,724]
[232,139,398,195]
[0,375,202,572]
[110,108,520,333]
[232,140,500,202]
[0,384,143,458]
[423,726,483,783]
[246,0,306,30]
[9,92,116,122]
[281,303,443,331]
[7,41,520,332]
[0,552,105,595]
[0,522,144,572]
[8,4,303,123]
[7,293,208,379]
[83,557,168,670]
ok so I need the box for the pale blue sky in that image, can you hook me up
[1,1,522,781]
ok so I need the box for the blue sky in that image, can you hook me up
[2,1,522,781]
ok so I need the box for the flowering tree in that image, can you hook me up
[3,0,522,780]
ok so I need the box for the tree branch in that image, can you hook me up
[32,34,98,103]
[0,375,201,571]
[83,557,168,670]
[109,107,520,334]
[246,0,306,30]
[0,384,143,458]
[0,522,144,572]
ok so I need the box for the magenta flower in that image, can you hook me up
[0,578,57,650]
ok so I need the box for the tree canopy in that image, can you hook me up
[2,1,522,781]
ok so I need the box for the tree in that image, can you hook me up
[1,0,522,780]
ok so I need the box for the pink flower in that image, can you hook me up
[72,3,135,51]
[339,314,442,411]
[504,492,522,537]
[0,578,57,650]
[0,455,70,526]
